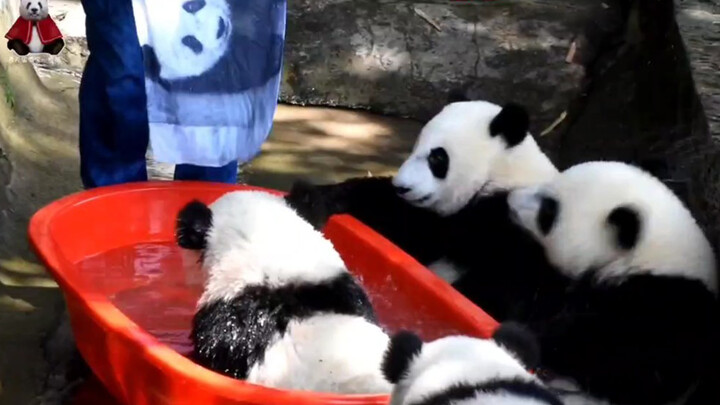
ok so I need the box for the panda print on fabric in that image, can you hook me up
[131,0,286,166]
[146,0,232,81]
[139,0,285,93]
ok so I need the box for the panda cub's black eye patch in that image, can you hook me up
[427,148,449,179]
[183,0,206,13]
[537,196,558,235]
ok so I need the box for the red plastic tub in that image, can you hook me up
[29,182,498,405]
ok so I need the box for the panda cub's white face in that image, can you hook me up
[20,0,49,21]
[392,100,557,217]
[508,161,718,291]
[392,101,505,217]
[145,0,232,80]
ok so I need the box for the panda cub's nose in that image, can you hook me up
[394,186,411,195]
[31,7,38,13]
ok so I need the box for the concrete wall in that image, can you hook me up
[280,0,593,135]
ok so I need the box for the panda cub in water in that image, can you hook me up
[175,191,392,394]
[382,323,563,405]
[286,98,561,321]
[508,161,719,405]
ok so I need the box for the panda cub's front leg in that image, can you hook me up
[284,180,334,230]
[285,176,399,231]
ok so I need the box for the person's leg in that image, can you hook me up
[79,0,149,189]
[79,57,148,189]
[173,160,239,184]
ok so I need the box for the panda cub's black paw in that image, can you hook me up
[492,321,541,370]
[285,180,332,230]
[382,330,424,384]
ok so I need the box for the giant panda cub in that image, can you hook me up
[287,98,563,321]
[175,190,392,394]
[382,323,563,405]
[508,161,720,405]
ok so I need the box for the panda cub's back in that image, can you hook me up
[249,313,390,393]
[176,190,392,394]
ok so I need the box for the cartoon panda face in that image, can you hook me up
[145,0,232,80]
[20,0,49,21]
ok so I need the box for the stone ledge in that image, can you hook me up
[280,0,593,134]
[675,0,720,138]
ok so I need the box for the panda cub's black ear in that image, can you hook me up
[382,331,424,384]
[492,322,541,370]
[447,89,471,103]
[176,200,213,250]
[489,103,530,148]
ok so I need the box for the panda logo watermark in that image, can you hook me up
[8,54,62,65]
[5,0,65,56]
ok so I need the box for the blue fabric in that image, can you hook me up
[79,0,149,188]
[174,160,239,184]
[134,0,287,167]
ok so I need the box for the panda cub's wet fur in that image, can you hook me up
[508,161,720,405]
[382,323,563,405]
[286,98,562,321]
[176,191,392,394]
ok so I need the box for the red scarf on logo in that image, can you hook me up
[5,16,62,45]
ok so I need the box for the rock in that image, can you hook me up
[280,0,590,135]
[676,0,720,139]
[554,0,707,167]
[673,0,720,246]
